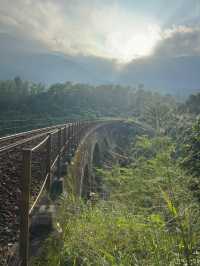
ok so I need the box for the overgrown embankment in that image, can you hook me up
[32,120,200,265]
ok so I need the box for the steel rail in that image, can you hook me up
[0,128,61,153]
[0,123,67,143]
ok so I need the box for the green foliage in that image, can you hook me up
[33,136,200,266]
[142,100,176,135]
[181,119,200,177]
[182,93,200,115]
[180,119,200,202]
[0,78,176,136]
[1,78,199,265]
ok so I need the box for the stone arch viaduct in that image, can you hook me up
[66,119,149,199]
[0,119,153,266]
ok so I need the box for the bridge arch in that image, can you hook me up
[69,120,151,197]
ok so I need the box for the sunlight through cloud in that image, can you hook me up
[0,0,162,62]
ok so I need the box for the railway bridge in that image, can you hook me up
[0,119,150,266]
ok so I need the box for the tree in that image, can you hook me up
[182,119,200,177]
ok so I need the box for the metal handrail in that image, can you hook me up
[18,120,109,266]
[29,172,49,215]
[31,135,49,152]
[0,122,67,143]
[0,128,62,153]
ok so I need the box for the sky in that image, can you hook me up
[0,0,200,63]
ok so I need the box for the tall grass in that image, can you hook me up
[33,136,200,266]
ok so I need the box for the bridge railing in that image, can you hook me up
[18,120,99,266]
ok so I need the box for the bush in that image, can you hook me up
[33,136,200,266]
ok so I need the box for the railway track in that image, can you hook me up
[0,123,68,149]
[0,124,69,265]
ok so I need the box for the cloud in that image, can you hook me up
[0,0,161,61]
[0,0,199,62]
[0,0,73,51]
[153,26,200,57]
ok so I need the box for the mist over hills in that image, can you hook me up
[118,56,200,98]
[0,34,116,85]
[0,33,199,98]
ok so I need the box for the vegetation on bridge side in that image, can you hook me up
[1,77,200,265]
[32,116,200,266]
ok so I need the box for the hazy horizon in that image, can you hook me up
[0,0,200,95]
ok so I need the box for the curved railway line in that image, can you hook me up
[0,123,68,150]
[0,119,122,265]
[0,122,72,266]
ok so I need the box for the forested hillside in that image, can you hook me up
[0,77,189,135]
[0,77,175,118]
[1,77,200,136]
